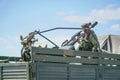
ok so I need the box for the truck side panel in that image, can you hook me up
[35,63,120,80]
[0,63,29,80]
[36,63,68,80]
[102,66,120,80]
[36,63,97,80]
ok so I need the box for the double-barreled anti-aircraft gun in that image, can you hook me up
[60,21,98,50]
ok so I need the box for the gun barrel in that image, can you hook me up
[91,21,98,28]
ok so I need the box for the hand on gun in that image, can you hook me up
[76,36,80,44]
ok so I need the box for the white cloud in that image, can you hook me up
[0,37,12,49]
[0,36,20,49]
[57,4,120,24]
[64,15,93,23]
[110,24,120,31]
[0,36,22,56]
[90,5,120,23]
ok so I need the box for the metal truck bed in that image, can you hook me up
[1,47,120,80]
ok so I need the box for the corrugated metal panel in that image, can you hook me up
[69,65,97,80]
[0,63,29,80]
[37,63,68,80]
[36,63,98,80]
[103,67,120,80]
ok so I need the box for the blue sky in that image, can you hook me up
[0,0,120,57]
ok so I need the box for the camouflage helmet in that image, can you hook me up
[81,23,90,28]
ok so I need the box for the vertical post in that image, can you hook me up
[31,47,34,62]
[0,66,2,80]
[97,66,103,80]
[26,63,30,80]
[97,52,103,80]
[29,62,37,80]
[67,64,70,80]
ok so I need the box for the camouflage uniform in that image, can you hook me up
[78,23,100,52]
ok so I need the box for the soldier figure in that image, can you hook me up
[78,23,100,52]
